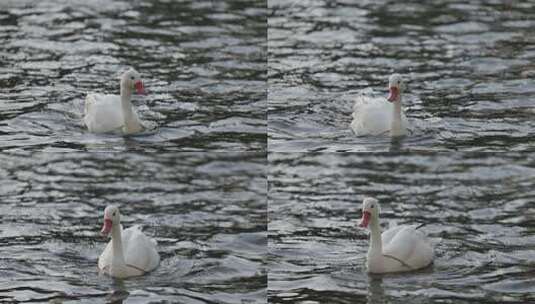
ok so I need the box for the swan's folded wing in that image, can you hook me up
[381,225,406,245]
[84,94,124,133]
[383,227,433,268]
[382,227,422,261]
[351,95,392,136]
[123,226,160,272]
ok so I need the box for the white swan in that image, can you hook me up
[84,68,145,134]
[98,205,160,278]
[359,197,433,274]
[350,74,409,137]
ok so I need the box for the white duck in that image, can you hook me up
[350,74,409,137]
[84,68,146,134]
[98,205,160,278]
[358,197,433,274]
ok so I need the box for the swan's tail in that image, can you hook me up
[414,223,426,230]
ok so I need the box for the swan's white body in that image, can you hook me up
[98,206,159,278]
[350,74,409,137]
[84,69,145,134]
[359,198,433,274]
[350,95,408,136]
[84,94,142,133]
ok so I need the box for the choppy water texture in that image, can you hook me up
[268,0,535,151]
[0,152,266,303]
[0,0,266,151]
[269,153,535,303]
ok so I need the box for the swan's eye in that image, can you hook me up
[370,205,374,208]
[130,76,135,80]
[112,212,116,216]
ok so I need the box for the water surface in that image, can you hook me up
[269,153,535,303]
[0,0,266,151]
[268,0,535,151]
[0,152,266,303]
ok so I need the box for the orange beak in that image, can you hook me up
[100,218,112,236]
[387,86,399,102]
[359,211,371,228]
[134,80,145,95]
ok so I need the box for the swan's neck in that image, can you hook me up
[390,95,403,136]
[120,82,142,133]
[110,223,126,270]
[368,216,383,258]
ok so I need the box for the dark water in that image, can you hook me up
[3,0,535,303]
[268,153,535,304]
[0,0,266,151]
[268,0,535,152]
[0,152,266,303]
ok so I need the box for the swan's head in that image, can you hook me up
[122,68,145,95]
[359,197,380,228]
[101,205,120,237]
[387,74,403,102]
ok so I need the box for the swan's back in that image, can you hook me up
[382,226,433,270]
[97,225,160,276]
[98,240,112,271]
[350,95,408,136]
[122,225,160,272]
[84,94,124,133]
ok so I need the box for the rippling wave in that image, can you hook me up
[268,153,535,303]
[268,0,535,151]
[0,152,266,303]
[0,0,266,151]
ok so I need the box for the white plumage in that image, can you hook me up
[98,206,160,278]
[85,94,131,133]
[350,95,408,136]
[359,198,433,273]
[84,68,145,135]
[350,74,409,137]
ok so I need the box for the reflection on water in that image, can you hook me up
[0,152,266,303]
[0,0,266,151]
[268,0,535,151]
[388,136,404,152]
[107,280,129,303]
[268,153,535,304]
[367,277,385,304]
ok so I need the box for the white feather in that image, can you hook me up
[98,225,160,278]
[350,95,408,136]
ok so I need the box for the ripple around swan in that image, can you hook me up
[268,152,535,304]
[0,0,267,152]
[0,152,267,303]
[268,0,535,152]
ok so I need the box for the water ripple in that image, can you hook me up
[268,153,535,304]
[0,0,266,152]
[0,152,267,303]
[268,0,535,151]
